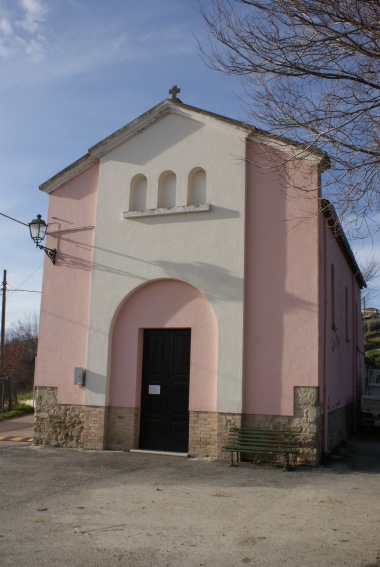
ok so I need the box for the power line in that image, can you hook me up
[3,289,41,294]
[0,211,28,227]
[7,264,43,298]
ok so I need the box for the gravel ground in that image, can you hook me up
[0,435,380,567]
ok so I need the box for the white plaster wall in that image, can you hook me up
[85,113,247,413]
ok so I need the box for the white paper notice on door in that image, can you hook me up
[148,385,161,395]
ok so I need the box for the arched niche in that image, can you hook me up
[157,171,176,208]
[109,279,218,413]
[187,167,206,206]
[129,174,147,211]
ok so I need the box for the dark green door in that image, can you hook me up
[139,329,191,452]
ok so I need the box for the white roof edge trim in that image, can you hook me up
[89,107,171,158]
[40,100,253,193]
[248,133,329,168]
[39,154,98,194]
[88,101,251,159]
[170,105,252,134]
[39,99,329,194]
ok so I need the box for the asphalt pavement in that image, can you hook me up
[0,412,35,443]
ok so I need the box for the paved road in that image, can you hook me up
[0,413,34,443]
[0,413,35,434]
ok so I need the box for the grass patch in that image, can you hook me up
[364,316,380,333]
[365,349,380,368]
[0,403,34,421]
[17,392,34,401]
[364,317,380,351]
[365,335,380,349]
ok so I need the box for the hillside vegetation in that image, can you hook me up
[364,315,380,365]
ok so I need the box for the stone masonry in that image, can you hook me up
[189,411,242,459]
[243,386,322,465]
[106,407,139,450]
[34,387,105,450]
[189,411,218,458]
[34,385,326,464]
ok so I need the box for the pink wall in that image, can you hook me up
[35,164,99,404]
[109,279,218,412]
[323,221,364,411]
[244,142,321,416]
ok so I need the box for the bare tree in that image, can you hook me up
[0,313,38,412]
[201,0,380,236]
[360,256,380,286]
[359,254,380,314]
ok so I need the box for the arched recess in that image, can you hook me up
[129,174,147,211]
[157,171,176,208]
[109,279,218,412]
[187,167,206,206]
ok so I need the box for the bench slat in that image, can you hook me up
[223,427,301,469]
[225,441,299,449]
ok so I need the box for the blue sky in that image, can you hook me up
[0,0,379,327]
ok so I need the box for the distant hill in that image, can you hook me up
[364,315,380,365]
[364,315,380,347]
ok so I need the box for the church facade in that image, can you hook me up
[33,92,365,464]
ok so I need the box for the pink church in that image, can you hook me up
[33,92,365,464]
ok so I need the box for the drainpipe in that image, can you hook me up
[322,216,329,453]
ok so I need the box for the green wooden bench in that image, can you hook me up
[223,427,301,469]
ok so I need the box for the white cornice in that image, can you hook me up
[123,204,211,219]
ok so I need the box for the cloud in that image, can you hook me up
[0,1,200,87]
[17,0,48,33]
[25,35,45,59]
[0,0,47,62]
[0,17,12,35]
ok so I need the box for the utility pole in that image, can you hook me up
[0,270,6,411]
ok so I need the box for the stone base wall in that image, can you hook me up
[33,385,324,465]
[188,412,241,459]
[83,406,106,450]
[327,404,354,451]
[106,407,139,450]
[243,387,322,465]
[34,387,105,450]
[189,411,218,458]
[216,413,242,460]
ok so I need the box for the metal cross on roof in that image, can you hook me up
[169,85,181,101]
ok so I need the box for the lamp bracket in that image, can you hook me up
[38,244,57,264]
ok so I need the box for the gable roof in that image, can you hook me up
[39,98,329,194]
[322,199,366,288]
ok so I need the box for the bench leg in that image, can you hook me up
[230,451,239,467]
[284,452,290,471]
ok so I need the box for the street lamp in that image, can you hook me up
[29,214,57,264]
